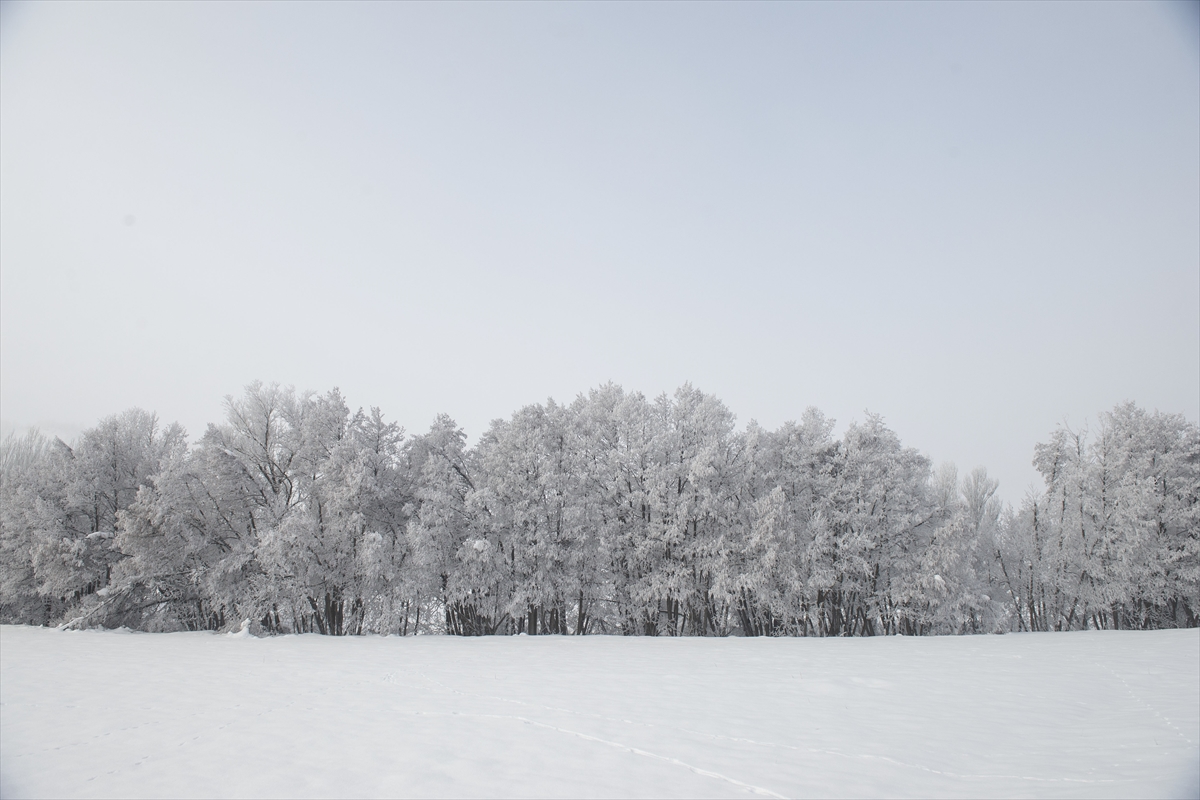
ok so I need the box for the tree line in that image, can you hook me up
[1,382,1196,636]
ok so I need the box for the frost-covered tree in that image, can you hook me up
[912,465,1010,635]
[811,414,935,635]
[732,408,838,635]
[112,426,217,631]
[995,404,1200,632]
[594,387,659,634]
[346,407,416,633]
[114,385,303,632]
[218,387,417,635]
[407,415,491,634]
[0,412,184,628]
[633,385,744,636]
[118,386,418,635]
[0,429,54,623]
[471,400,596,635]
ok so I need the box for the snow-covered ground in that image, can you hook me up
[1,626,1197,799]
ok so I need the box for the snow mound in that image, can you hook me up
[227,619,255,638]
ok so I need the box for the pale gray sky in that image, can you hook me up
[2,1,1197,502]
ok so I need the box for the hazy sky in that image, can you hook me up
[2,1,1197,502]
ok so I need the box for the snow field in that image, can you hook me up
[1,626,1197,799]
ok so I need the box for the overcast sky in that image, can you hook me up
[1,1,1197,502]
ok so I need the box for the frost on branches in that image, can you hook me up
[1,385,1196,636]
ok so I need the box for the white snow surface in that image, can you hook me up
[1,626,1197,799]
